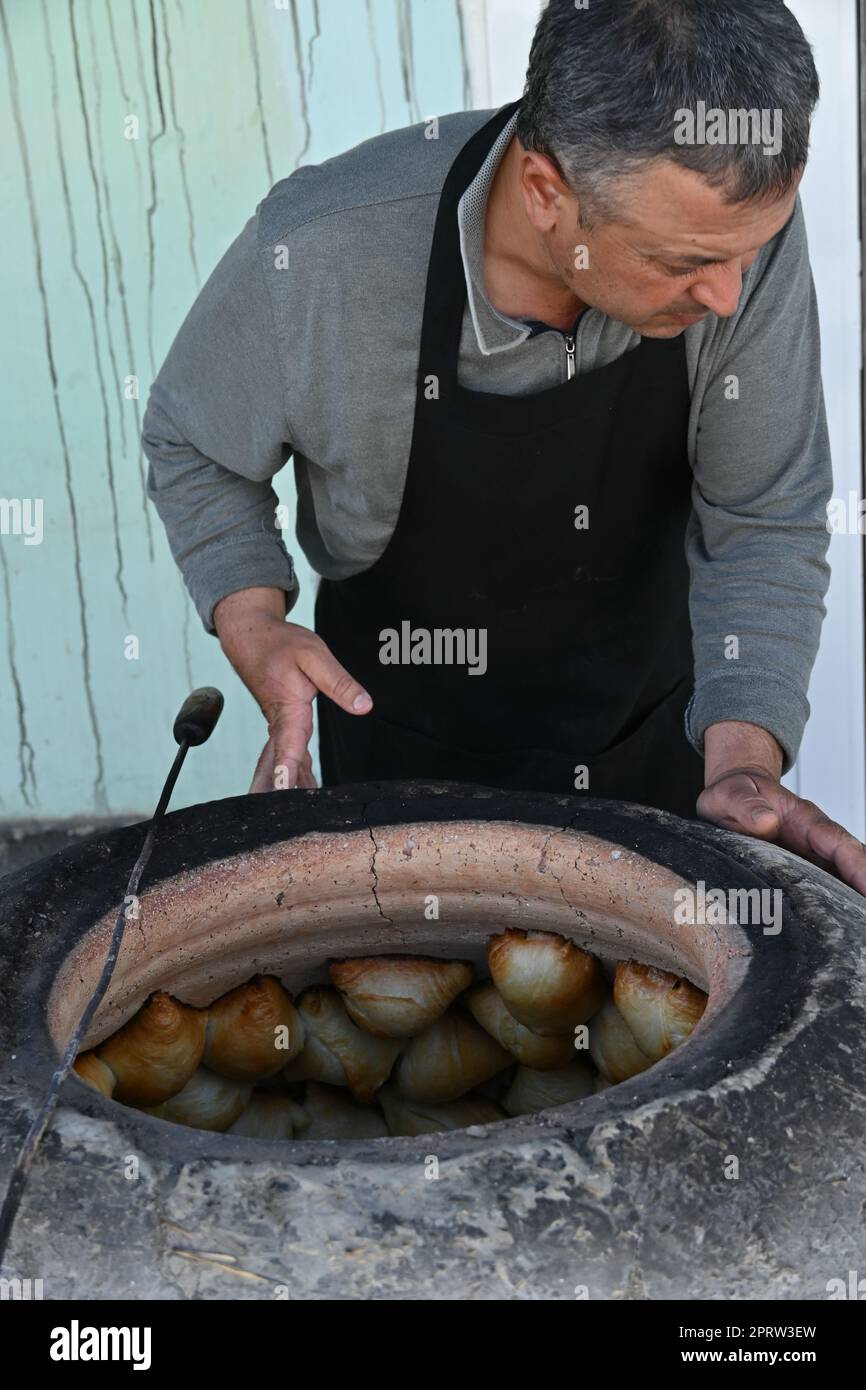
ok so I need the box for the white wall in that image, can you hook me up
[786,0,864,837]
[466,0,865,836]
[459,0,543,105]
[0,0,471,818]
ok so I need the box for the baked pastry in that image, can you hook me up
[72,1051,116,1098]
[144,1066,252,1131]
[282,1031,348,1088]
[379,1086,505,1136]
[473,1066,517,1103]
[394,1008,511,1104]
[296,1083,389,1140]
[228,1092,306,1140]
[588,999,653,1084]
[487,929,604,1035]
[465,984,575,1068]
[281,989,402,1102]
[503,1059,595,1116]
[203,975,303,1080]
[96,992,207,1105]
[329,956,473,1037]
[613,961,707,1061]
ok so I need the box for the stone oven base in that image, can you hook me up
[0,783,864,1300]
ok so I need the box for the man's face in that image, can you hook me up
[539,157,801,337]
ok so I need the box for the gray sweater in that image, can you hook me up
[142,108,833,773]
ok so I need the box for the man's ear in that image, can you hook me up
[520,148,572,231]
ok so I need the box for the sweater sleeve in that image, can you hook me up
[684,198,833,773]
[142,212,298,632]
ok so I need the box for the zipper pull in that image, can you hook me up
[564,333,576,381]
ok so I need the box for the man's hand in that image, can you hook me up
[214,587,372,793]
[698,720,866,896]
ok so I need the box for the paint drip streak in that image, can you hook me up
[157,0,199,286]
[65,0,130,614]
[289,0,313,168]
[0,0,107,809]
[93,2,157,555]
[246,0,274,187]
[0,544,37,807]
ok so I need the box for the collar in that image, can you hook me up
[457,111,534,356]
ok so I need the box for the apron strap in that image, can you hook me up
[418,101,522,386]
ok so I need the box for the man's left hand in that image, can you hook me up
[698,721,866,897]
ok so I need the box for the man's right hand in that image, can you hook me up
[213,587,372,793]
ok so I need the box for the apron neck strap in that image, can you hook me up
[419,101,522,382]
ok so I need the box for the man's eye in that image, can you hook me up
[667,265,697,277]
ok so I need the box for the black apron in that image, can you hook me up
[315,102,704,818]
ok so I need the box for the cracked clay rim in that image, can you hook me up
[1,782,820,1165]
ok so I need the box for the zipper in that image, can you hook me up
[564,333,576,381]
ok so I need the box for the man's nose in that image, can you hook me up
[689,262,744,318]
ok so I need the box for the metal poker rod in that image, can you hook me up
[0,687,225,1266]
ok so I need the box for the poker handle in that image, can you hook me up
[172,687,225,747]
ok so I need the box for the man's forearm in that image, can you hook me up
[214,587,289,714]
[685,201,832,778]
[703,720,784,786]
[144,422,297,633]
[214,585,287,640]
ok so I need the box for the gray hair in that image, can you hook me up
[516,0,819,224]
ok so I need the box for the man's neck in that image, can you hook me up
[483,137,586,332]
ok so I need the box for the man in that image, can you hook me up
[143,0,866,894]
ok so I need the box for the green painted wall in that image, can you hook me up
[0,0,471,817]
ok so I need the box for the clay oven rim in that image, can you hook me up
[9,783,800,1166]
